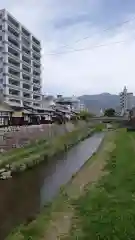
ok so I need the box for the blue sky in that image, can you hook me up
[2,0,135,95]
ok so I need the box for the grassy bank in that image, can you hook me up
[0,124,100,175]
[8,128,135,240]
[70,129,135,239]
[6,129,112,240]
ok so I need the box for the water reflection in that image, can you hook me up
[40,133,104,203]
[0,168,43,239]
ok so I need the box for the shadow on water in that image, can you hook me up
[0,133,104,239]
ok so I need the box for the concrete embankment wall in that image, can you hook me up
[0,121,86,152]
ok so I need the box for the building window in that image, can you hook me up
[0,26,2,30]
[0,118,4,125]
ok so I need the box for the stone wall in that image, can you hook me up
[0,122,84,152]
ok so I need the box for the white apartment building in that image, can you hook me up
[0,9,42,108]
[120,86,133,115]
[56,95,83,112]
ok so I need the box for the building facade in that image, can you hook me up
[56,95,82,112]
[0,9,42,108]
[119,86,133,115]
[41,95,55,109]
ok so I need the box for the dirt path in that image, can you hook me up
[44,131,116,240]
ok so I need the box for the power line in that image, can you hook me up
[46,39,129,56]
[46,15,135,55]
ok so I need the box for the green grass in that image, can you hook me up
[0,125,95,171]
[70,129,135,240]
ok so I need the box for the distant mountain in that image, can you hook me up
[79,93,120,115]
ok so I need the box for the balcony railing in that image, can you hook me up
[22,59,31,67]
[32,40,41,50]
[8,73,20,81]
[9,92,20,97]
[8,41,20,52]
[8,83,21,90]
[8,63,20,72]
[32,48,41,56]
[8,51,20,61]
[22,50,31,59]
[33,66,41,73]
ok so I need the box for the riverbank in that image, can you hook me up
[6,130,114,240]
[0,123,103,179]
[7,129,135,240]
[69,129,135,239]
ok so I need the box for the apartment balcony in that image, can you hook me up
[32,73,40,79]
[9,88,20,97]
[22,73,31,82]
[23,93,32,100]
[21,27,31,41]
[8,83,21,91]
[22,51,32,60]
[22,60,31,68]
[33,94,41,101]
[7,31,20,44]
[22,46,31,59]
[8,35,20,49]
[7,14,20,32]
[22,55,31,66]
[8,42,21,54]
[32,40,41,51]
[32,60,41,67]
[32,36,40,48]
[8,72,20,81]
[33,89,41,94]
[22,35,31,46]
[23,101,32,106]
[32,46,40,56]
[22,70,32,77]
[8,98,22,107]
[8,69,20,80]
[22,42,31,53]
[32,53,40,62]
[8,76,20,84]
[7,25,20,40]
[8,63,20,73]
[33,70,40,77]
[33,66,41,73]
[8,47,20,61]
[33,103,41,108]
[23,83,32,92]
[8,55,20,66]
[22,64,32,76]
[7,42,20,58]
[33,85,41,91]
[33,79,41,86]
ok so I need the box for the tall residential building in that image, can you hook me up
[0,9,42,108]
[119,86,133,115]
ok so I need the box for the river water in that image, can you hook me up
[0,133,104,239]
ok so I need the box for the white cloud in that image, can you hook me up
[1,0,135,96]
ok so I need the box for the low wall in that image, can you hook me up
[0,122,85,152]
[0,124,94,179]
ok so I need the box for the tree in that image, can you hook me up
[79,111,94,121]
[104,108,115,117]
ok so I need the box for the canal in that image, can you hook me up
[0,132,104,239]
